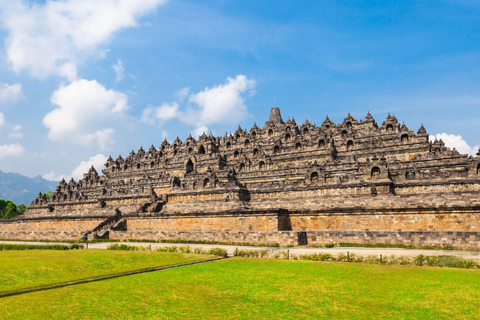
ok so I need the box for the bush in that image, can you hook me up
[338,242,462,251]
[0,243,82,250]
[423,255,478,268]
[234,249,269,258]
[107,244,140,251]
[325,243,335,248]
[298,253,333,261]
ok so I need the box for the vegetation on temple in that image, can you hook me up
[0,199,26,220]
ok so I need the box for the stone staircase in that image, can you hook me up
[83,208,127,240]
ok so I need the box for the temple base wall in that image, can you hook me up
[0,218,105,241]
[109,230,480,248]
[2,209,480,248]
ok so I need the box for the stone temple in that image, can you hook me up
[2,107,480,247]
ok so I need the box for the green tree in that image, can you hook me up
[0,199,27,219]
[44,191,53,199]
[17,204,27,215]
[2,202,18,219]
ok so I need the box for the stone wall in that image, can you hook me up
[110,230,295,245]
[304,230,480,249]
[0,218,104,241]
[123,214,279,232]
[109,229,480,248]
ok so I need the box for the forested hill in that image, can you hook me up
[0,170,56,205]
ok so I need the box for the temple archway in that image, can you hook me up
[186,159,194,174]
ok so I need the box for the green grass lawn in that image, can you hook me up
[0,249,210,293]
[1,257,479,319]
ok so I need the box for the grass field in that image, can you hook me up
[0,250,210,293]
[1,254,479,319]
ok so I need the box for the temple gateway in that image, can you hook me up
[2,107,480,247]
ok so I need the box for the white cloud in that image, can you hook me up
[58,62,78,82]
[430,133,480,156]
[0,143,25,158]
[43,153,108,181]
[193,126,209,138]
[71,153,108,180]
[42,171,65,182]
[141,75,255,129]
[0,83,24,104]
[0,0,166,79]
[142,102,180,125]
[113,58,125,82]
[7,124,22,139]
[174,87,190,100]
[43,78,128,149]
[189,74,255,126]
[81,128,114,150]
[0,112,4,127]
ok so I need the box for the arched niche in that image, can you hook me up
[259,161,265,169]
[371,166,381,179]
[186,159,194,174]
[347,140,354,150]
[198,145,206,154]
[203,178,210,188]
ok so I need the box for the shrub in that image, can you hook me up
[0,243,81,250]
[325,243,335,248]
[233,249,269,258]
[107,244,140,251]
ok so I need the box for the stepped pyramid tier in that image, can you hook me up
[2,107,480,247]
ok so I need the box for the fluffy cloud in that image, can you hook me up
[0,112,4,127]
[193,126,209,138]
[43,153,108,181]
[189,74,255,125]
[430,133,480,156]
[43,78,128,149]
[0,0,166,79]
[142,102,180,125]
[71,153,108,180]
[0,143,25,158]
[0,83,24,104]
[113,58,125,82]
[142,75,255,134]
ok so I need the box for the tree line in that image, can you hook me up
[0,199,27,219]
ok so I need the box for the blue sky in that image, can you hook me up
[0,0,479,180]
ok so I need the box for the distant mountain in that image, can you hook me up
[0,170,57,205]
